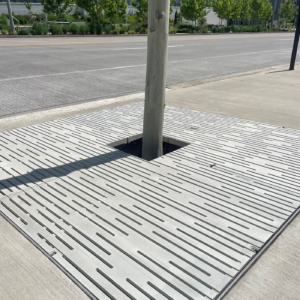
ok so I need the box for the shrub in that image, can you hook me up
[19,15,28,25]
[169,28,177,34]
[102,18,111,25]
[235,26,242,32]
[272,27,281,31]
[202,27,208,33]
[89,23,95,34]
[110,30,118,34]
[96,24,103,34]
[49,22,62,35]
[104,25,111,34]
[179,24,194,33]
[119,29,126,34]
[1,29,8,35]
[42,23,48,34]
[212,26,218,33]
[63,14,75,23]
[224,26,230,32]
[18,29,30,35]
[32,22,48,35]
[177,29,188,33]
[243,25,251,32]
[62,24,68,34]
[128,30,136,34]
[219,26,225,33]
[69,23,79,34]
[48,15,58,21]
[139,27,147,34]
[79,25,87,35]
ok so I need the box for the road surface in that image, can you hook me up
[0,33,296,118]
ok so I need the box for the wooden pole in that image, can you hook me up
[142,0,170,161]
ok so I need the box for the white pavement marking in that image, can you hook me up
[0,64,147,82]
[0,48,290,83]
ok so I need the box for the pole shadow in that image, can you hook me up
[0,150,130,192]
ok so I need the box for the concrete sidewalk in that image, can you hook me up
[0,64,299,300]
[166,64,300,130]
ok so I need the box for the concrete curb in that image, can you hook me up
[0,92,145,132]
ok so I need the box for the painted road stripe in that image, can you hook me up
[112,45,184,50]
[0,48,290,83]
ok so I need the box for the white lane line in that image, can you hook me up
[0,64,147,82]
[0,48,290,82]
[112,45,184,50]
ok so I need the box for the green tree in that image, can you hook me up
[261,0,273,24]
[131,0,148,23]
[279,0,298,25]
[170,0,176,14]
[232,0,243,24]
[210,0,241,25]
[24,0,32,14]
[210,0,225,23]
[181,0,210,26]
[131,0,175,24]
[105,0,128,27]
[77,0,105,24]
[41,0,74,20]
[240,0,252,23]
[251,0,272,24]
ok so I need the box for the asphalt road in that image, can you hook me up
[0,33,297,118]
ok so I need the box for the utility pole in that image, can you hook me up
[142,0,170,161]
[290,5,300,70]
[6,0,15,33]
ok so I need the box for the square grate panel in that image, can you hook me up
[0,102,300,300]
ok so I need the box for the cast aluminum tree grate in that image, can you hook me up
[1,102,300,300]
